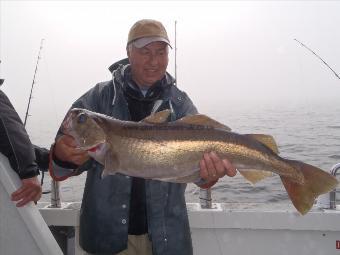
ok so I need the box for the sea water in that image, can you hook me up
[35,100,340,204]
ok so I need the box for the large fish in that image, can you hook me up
[62,108,338,215]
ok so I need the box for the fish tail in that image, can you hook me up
[281,160,338,215]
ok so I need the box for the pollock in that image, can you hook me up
[62,108,338,215]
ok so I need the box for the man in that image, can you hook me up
[0,78,42,207]
[51,19,236,255]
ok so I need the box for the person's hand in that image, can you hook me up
[199,151,237,188]
[11,176,42,207]
[54,135,89,166]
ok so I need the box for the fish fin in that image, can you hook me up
[239,169,273,184]
[101,168,114,178]
[177,172,201,183]
[281,160,338,215]
[175,114,231,131]
[141,110,171,124]
[244,134,279,154]
[101,151,119,178]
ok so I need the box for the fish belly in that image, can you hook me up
[114,138,209,182]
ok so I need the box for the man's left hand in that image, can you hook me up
[199,151,237,188]
[11,176,42,207]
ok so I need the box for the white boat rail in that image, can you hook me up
[2,152,340,255]
[0,153,63,255]
[39,164,340,255]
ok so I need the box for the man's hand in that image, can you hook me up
[54,135,89,166]
[11,176,42,207]
[199,151,237,188]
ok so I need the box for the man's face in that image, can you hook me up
[127,41,169,87]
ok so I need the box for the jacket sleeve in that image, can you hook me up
[0,90,39,179]
[50,83,106,181]
[34,145,50,171]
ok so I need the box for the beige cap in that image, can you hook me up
[127,19,171,48]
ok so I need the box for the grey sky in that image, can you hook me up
[1,1,340,133]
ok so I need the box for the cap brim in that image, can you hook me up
[132,36,172,49]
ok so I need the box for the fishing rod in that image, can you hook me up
[22,39,51,191]
[174,20,177,86]
[0,60,4,86]
[24,38,45,127]
[294,38,340,81]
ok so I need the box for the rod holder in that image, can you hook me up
[199,188,212,209]
[318,163,340,209]
[49,180,61,208]
[329,163,340,209]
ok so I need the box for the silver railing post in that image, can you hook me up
[330,163,340,209]
[50,179,61,208]
[199,188,212,209]
[317,163,340,209]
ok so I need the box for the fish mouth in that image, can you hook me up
[87,142,105,152]
[76,140,106,152]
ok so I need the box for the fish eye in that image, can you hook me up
[77,113,87,124]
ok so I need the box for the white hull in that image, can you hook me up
[0,154,62,255]
[2,153,340,255]
[37,201,340,255]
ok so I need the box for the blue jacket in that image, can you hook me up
[52,60,197,254]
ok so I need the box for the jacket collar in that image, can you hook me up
[110,59,175,102]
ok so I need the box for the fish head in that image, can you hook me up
[62,108,106,150]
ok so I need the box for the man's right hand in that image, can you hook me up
[54,135,90,166]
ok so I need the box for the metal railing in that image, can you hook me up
[199,163,340,211]
[49,180,61,208]
[49,164,340,210]
[330,163,340,209]
[199,188,212,209]
[317,163,340,210]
